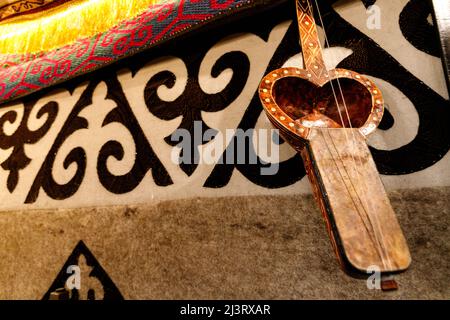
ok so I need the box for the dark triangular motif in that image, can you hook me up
[361,0,377,9]
[43,240,124,300]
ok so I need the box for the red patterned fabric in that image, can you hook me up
[0,0,264,106]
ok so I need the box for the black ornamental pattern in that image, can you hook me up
[0,0,447,203]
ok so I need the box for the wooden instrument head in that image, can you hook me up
[259,0,383,144]
[259,67,384,144]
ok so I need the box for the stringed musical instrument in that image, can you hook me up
[259,0,411,289]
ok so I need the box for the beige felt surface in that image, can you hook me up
[0,187,448,300]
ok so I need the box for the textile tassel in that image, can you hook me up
[0,0,166,54]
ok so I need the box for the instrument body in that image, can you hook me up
[259,0,411,276]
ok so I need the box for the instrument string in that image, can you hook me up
[306,0,393,270]
[301,0,385,266]
[300,0,381,257]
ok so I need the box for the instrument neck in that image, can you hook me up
[296,0,327,75]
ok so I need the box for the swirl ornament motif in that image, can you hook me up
[0,100,58,192]
[144,51,250,176]
[25,77,173,204]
